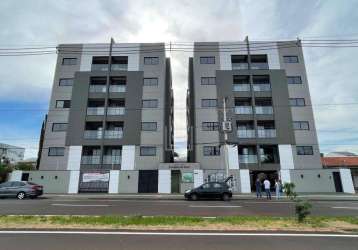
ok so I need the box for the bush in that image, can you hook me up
[0,164,12,183]
[283,182,297,200]
[295,199,312,223]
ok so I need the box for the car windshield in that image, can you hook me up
[27,182,38,185]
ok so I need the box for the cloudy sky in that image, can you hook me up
[0,0,358,159]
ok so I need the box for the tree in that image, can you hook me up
[14,162,35,171]
[283,182,311,223]
[0,164,12,183]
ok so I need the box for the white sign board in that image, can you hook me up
[82,173,110,183]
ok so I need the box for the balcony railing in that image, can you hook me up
[109,85,126,93]
[104,130,123,139]
[232,63,249,70]
[84,130,103,139]
[89,85,106,93]
[111,64,128,71]
[253,84,271,92]
[233,84,250,92]
[107,107,125,115]
[81,156,101,165]
[237,129,255,138]
[235,106,253,114]
[251,63,269,70]
[257,129,277,138]
[239,155,258,164]
[87,107,105,115]
[255,106,273,115]
[91,64,109,71]
[103,155,122,164]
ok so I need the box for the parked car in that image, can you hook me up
[184,182,232,201]
[0,181,43,199]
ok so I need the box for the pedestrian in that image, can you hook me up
[275,179,281,200]
[263,178,271,200]
[255,178,262,198]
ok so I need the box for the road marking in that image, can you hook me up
[51,204,110,207]
[332,206,358,210]
[0,231,357,238]
[189,205,242,208]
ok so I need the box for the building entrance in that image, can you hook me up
[171,170,181,193]
[250,170,278,191]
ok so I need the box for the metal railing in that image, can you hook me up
[251,63,269,70]
[84,130,103,139]
[87,107,105,115]
[235,106,253,114]
[91,64,109,71]
[253,84,271,92]
[257,129,277,138]
[255,106,273,115]
[239,155,258,164]
[111,64,128,71]
[81,156,101,165]
[233,84,250,92]
[89,85,106,93]
[237,129,255,138]
[232,63,249,70]
[104,130,123,139]
[109,85,126,93]
[103,155,122,164]
[107,107,125,115]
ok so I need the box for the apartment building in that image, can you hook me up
[187,40,354,193]
[0,143,25,164]
[34,41,174,193]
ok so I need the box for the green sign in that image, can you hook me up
[182,172,194,183]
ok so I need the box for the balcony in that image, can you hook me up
[103,155,122,164]
[91,64,109,72]
[81,155,100,165]
[84,130,103,139]
[239,155,258,164]
[111,64,127,71]
[232,63,249,70]
[253,84,271,92]
[233,84,250,92]
[109,85,126,93]
[89,85,106,93]
[235,106,253,114]
[257,129,276,138]
[237,129,255,138]
[107,107,125,115]
[87,107,105,115]
[255,106,273,115]
[104,130,123,139]
[251,63,269,70]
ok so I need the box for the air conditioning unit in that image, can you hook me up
[222,121,232,132]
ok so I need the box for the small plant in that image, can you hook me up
[283,182,311,223]
[283,182,297,200]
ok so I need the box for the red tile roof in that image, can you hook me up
[321,157,358,168]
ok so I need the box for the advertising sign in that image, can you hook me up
[182,172,194,183]
[82,173,110,183]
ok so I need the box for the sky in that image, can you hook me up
[0,0,358,159]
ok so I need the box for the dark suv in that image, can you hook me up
[184,182,232,201]
[0,181,43,199]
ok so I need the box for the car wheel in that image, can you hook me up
[190,193,198,201]
[17,192,26,200]
[222,193,231,201]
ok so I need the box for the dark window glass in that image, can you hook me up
[289,98,305,107]
[283,56,299,63]
[141,122,157,131]
[287,76,302,84]
[201,99,217,108]
[293,121,309,130]
[59,78,74,86]
[52,123,68,132]
[144,57,159,65]
[201,77,216,85]
[62,58,77,65]
[296,146,313,155]
[200,57,215,64]
[203,146,221,156]
[143,78,158,86]
[142,99,158,108]
[140,146,156,156]
[202,122,219,131]
[48,147,65,156]
[56,100,71,108]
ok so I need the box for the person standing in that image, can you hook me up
[255,178,262,198]
[263,178,271,200]
[275,179,281,200]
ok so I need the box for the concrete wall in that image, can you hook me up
[290,169,336,193]
[118,170,139,193]
[23,171,71,193]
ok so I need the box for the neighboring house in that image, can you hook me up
[322,156,358,191]
[0,143,25,164]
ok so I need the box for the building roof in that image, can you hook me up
[321,156,358,168]
[326,151,357,157]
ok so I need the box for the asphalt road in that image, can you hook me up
[0,231,357,250]
[1,196,358,216]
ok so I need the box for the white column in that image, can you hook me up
[340,168,355,194]
[67,146,82,170]
[280,169,291,184]
[121,145,135,170]
[108,170,120,194]
[68,170,80,194]
[227,145,239,169]
[194,170,204,188]
[239,169,251,193]
[158,170,171,194]
[9,170,22,181]
[278,145,294,169]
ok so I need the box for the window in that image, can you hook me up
[56,100,71,108]
[293,121,309,130]
[144,57,159,65]
[48,147,65,156]
[296,146,313,155]
[201,77,216,85]
[200,57,215,64]
[283,56,299,63]
[201,99,217,108]
[143,78,158,86]
[142,99,158,108]
[52,123,68,132]
[62,58,77,65]
[203,146,220,156]
[202,183,211,189]
[202,122,219,131]
[289,98,305,107]
[140,146,156,156]
[213,183,223,188]
[141,122,157,131]
[59,78,74,86]
[287,76,302,84]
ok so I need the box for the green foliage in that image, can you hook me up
[13,162,35,171]
[283,182,297,200]
[295,199,312,223]
[0,164,12,183]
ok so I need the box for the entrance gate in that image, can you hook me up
[138,170,158,193]
[78,171,109,193]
